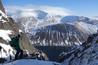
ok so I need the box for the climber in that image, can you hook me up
[9,34,23,60]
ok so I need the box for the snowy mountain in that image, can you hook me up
[14,14,98,46]
[28,21,97,46]
[9,10,97,46]
[0,59,59,65]
[16,10,63,32]
[7,6,97,46]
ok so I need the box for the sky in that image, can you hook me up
[2,0,98,17]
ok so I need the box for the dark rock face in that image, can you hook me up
[0,58,7,63]
[29,23,89,46]
[60,33,98,65]
[35,46,71,62]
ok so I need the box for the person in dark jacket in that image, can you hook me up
[9,34,23,60]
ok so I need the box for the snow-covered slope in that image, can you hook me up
[0,10,15,62]
[0,30,15,59]
[0,43,15,61]
[0,59,60,65]
[0,30,12,42]
[75,22,98,34]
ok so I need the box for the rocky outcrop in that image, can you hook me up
[60,33,98,65]
[0,0,48,62]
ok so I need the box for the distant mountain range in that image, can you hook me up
[9,9,98,46]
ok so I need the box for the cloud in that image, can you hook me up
[40,6,72,16]
[5,5,73,18]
